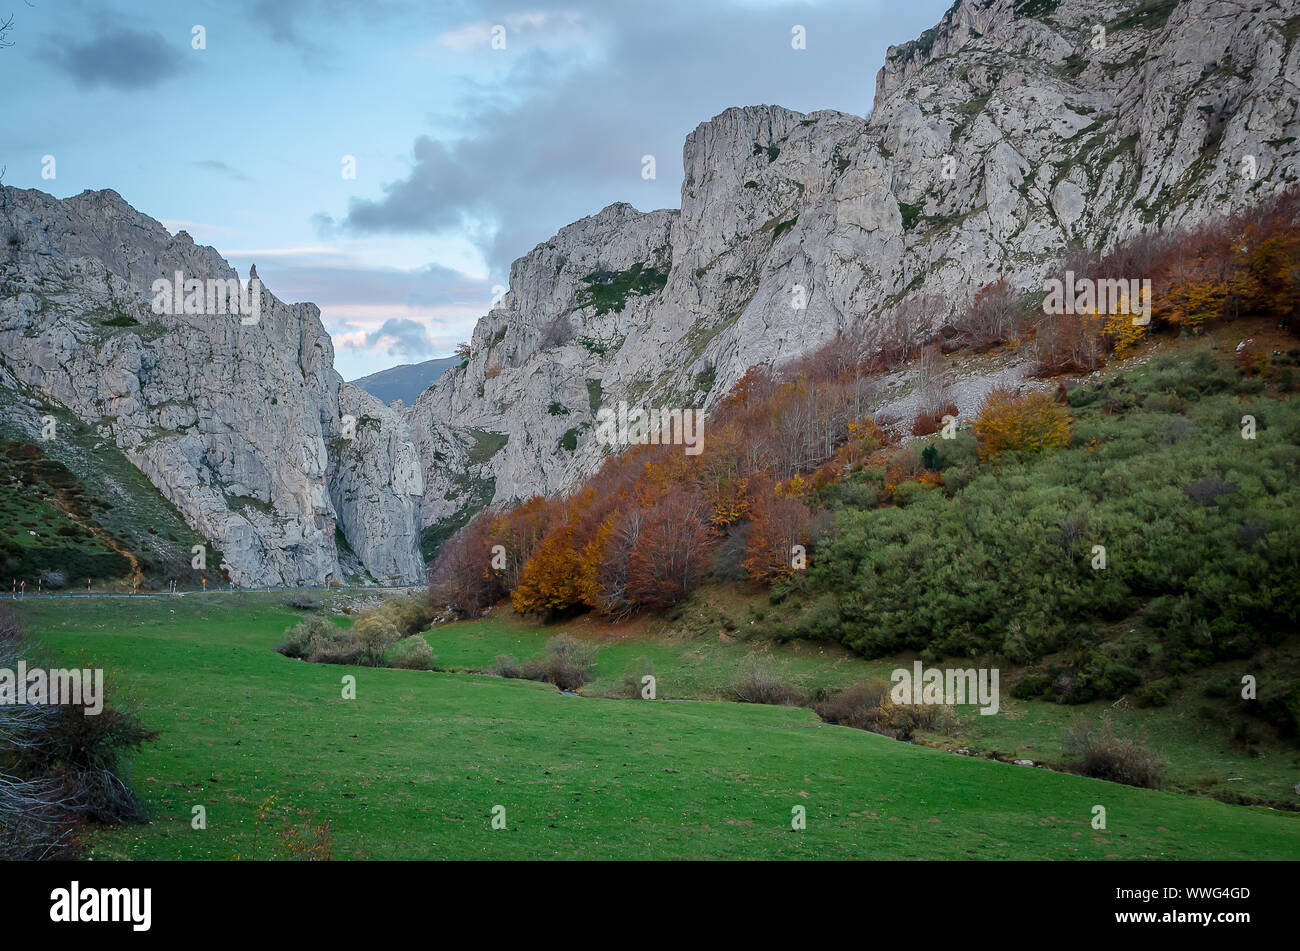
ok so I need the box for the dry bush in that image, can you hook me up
[538,315,576,349]
[726,660,805,706]
[952,279,1025,349]
[492,654,523,678]
[492,636,597,690]
[814,681,957,740]
[1063,717,1164,789]
[521,635,597,690]
[0,606,155,859]
[275,616,333,658]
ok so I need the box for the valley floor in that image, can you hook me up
[14,592,1300,860]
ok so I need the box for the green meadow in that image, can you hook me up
[14,592,1300,860]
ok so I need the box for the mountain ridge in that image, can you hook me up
[0,186,424,587]
[349,356,459,406]
[407,0,1300,553]
[3,0,1297,580]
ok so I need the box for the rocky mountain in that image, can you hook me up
[350,356,459,406]
[407,0,1300,550]
[3,0,1295,581]
[0,187,424,587]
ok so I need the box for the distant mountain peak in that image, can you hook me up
[349,356,460,406]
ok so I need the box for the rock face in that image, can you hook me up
[408,0,1300,546]
[0,187,424,586]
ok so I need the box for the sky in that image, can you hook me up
[2,0,952,380]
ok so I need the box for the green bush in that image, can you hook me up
[353,612,400,667]
[276,617,334,659]
[802,364,1300,691]
[389,635,435,671]
[891,479,939,507]
[620,657,657,699]
[1136,680,1171,708]
[496,636,597,690]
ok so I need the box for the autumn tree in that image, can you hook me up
[954,279,1024,349]
[428,515,499,616]
[972,389,1072,461]
[742,493,812,583]
[625,489,714,610]
[511,527,588,615]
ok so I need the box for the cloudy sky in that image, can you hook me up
[3,0,950,379]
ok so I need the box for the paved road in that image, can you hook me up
[6,584,426,600]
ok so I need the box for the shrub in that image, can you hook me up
[285,595,320,611]
[353,612,401,667]
[620,657,657,699]
[892,479,940,507]
[307,631,364,666]
[726,660,804,706]
[814,681,957,740]
[389,635,435,671]
[379,595,432,637]
[28,702,159,825]
[0,607,156,859]
[492,654,523,678]
[538,315,576,349]
[911,411,939,437]
[1062,717,1164,788]
[275,617,334,659]
[1136,680,1171,708]
[526,635,597,690]
[279,617,365,666]
[1187,476,1235,506]
[837,473,885,509]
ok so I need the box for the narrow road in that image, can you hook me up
[6,584,426,600]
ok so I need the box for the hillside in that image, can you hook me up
[350,356,459,406]
[408,0,1300,549]
[0,369,218,590]
[429,182,1300,759]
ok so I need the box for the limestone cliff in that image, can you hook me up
[0,187,424,586]
[407,0,1300,549]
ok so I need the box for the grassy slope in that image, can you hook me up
[15,593,1300,860]
[0,381,217,589]
[427,608,1300,808]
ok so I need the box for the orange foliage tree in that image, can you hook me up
[625,489,714,610]
[510,527,589,615]
[742,493,812,583]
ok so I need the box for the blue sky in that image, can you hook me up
[2,0,951,379]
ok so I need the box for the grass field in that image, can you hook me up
[13,592,1300,860]
[426,603,1300,808]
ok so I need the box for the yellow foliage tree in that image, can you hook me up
[708,476,749,527]
[972,389,1072,461]
[1153,277,1226,332]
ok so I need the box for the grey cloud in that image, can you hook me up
[43,25,183,90]
[332,0,947,273]
[194,160,251,182]
[238,260,491,311]
[356,317,438,357]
